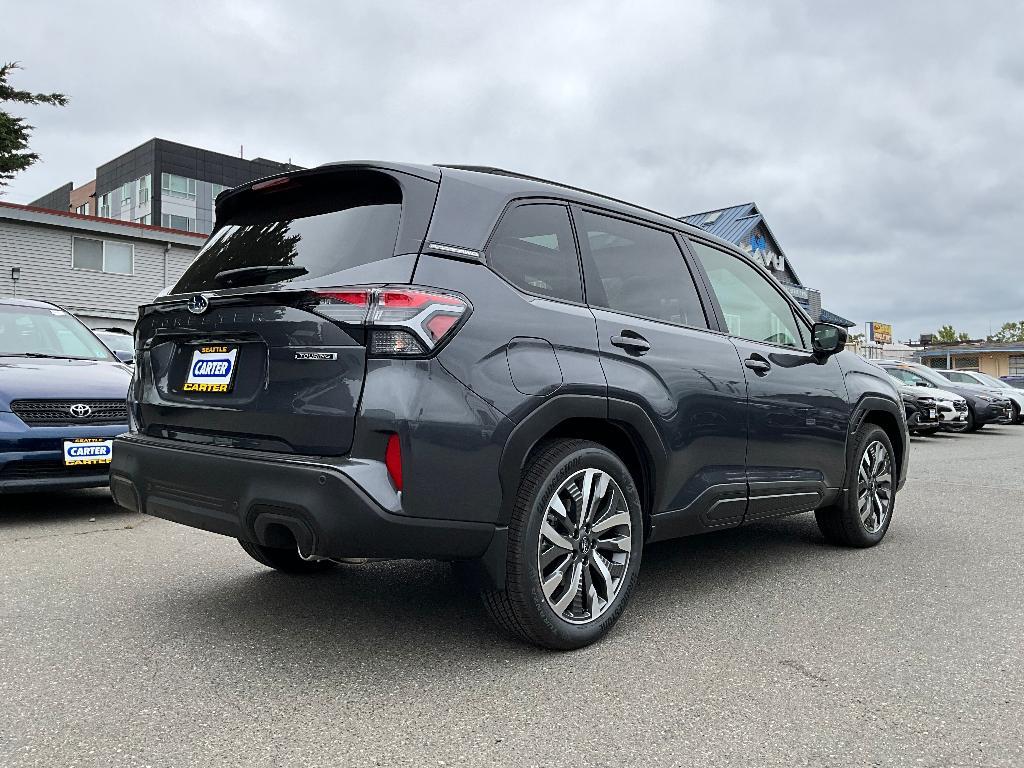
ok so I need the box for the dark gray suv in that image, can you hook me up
[112,163,909,648]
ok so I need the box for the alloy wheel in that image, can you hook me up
[537,468,633,625]
[857,440,893,534]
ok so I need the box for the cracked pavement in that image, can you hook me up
[0,428,1021,767]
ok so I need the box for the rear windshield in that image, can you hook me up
[0,305,114,361]
[173,171,402,293]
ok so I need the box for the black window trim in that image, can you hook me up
[682,234,815,353]
[569,202,717,335]
[481,197,588,307]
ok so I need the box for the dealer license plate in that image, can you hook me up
[182,345,239,394]
[63,438,113,466]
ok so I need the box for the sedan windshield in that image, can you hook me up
[0,305,114,361]
[973,372,1010,388]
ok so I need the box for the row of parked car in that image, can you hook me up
[879,360,1024,434]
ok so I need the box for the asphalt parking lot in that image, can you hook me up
[1,430,1021,767]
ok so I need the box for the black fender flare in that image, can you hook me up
[849,394,908,489]
[496,394,669,526]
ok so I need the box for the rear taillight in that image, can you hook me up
[313,286,469,356]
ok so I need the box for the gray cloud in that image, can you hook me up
[3,0,1023,339]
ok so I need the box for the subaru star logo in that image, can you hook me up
[186,294,210,314]
[69,403,92,418]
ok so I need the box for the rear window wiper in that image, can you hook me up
[213,265,309,287]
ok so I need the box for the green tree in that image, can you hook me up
[989,321,1024,343]
[0,62,68,192]
[934,325,969,343]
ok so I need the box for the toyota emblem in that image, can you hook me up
[186,294,210,314]
[69,403,92,418]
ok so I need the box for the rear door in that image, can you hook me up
[687,239,851,520]
[134,166,438,456]
[575,207,749,533]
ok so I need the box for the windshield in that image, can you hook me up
[942,370,981,384]
[95,331,133,353]
[173,170,402,293]
[973,372,1008,388]
[0,305,114,361]
[884,367,938,388]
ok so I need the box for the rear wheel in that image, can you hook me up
[480,439,643,650]
[815,424,896,547]
[238,539,336,574]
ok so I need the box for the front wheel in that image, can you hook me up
[815,424,896,547]
[480,439,643,650]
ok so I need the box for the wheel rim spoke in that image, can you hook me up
[552,560,583,615]
[592,511,629,534]
[540,519,574,551]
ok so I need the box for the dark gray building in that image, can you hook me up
[31,138,299,236]
[679,202,853,327]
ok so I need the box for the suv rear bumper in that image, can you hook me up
[110,435,496,561]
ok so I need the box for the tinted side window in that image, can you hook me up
[691,240,806,348]
[486,204,582,302]
[579,212,708,328]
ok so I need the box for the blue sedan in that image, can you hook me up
[0,298,132,493]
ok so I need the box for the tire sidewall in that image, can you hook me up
[513,444,643,649]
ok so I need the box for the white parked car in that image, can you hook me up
[931,387,970,431]
[937,369,1024,424]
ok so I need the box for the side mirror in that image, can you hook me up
[114,349,135,365]
[812,323,847,358]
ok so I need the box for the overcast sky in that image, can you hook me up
[3,1,1023,339]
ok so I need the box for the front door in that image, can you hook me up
[688,239,851,521]
[575,208,749,536]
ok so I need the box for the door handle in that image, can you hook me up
[744,356,771,375]
[610,332,651,355]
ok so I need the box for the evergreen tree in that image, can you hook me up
[0,62,68,192]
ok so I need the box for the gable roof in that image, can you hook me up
[678,202,803,286]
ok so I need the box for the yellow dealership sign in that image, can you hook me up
[869,322,893,345]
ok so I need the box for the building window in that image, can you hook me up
[161,213,194,232]
[121,182,133,206]
[1009,355,1024,376]
[98,193,111,218]
[135,214,151,225]
[161,173,197,200]
[71,237,134,275]
[210,183,228,221]
[953,355,980,371]
[138,174,151,205]
[75,203,90,215]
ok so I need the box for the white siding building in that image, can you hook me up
[0,202,205,331]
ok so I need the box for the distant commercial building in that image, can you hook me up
[30,138,299,236]
[0,201,204,330]
[679,202,853,327]
[917,342,1024,377]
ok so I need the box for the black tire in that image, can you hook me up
[965,406,980,432]
[480,439,643,650]
[1013,402,1023,425]
[815,424,896,548]
[237,539,336,574]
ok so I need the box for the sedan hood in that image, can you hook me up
[0,357,132,411]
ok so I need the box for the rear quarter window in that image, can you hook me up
[485,204,583,303]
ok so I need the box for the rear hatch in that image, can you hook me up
[134,165,439,456]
